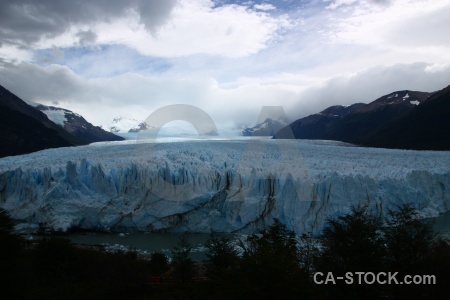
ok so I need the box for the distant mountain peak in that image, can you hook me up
[242,117,288,136]
[108,116,150,133]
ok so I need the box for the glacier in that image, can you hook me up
[0,139,449,234]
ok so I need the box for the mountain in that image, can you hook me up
[242,118,288,136]
[363,85,450,150]
[107,116,219,136]
[108,116,151,133]
[321,90,430,144]
[32,103,124,144]
[0,85,75,158]
[0,84,123,158]
[273,88,447,149]
[273,103,365,139]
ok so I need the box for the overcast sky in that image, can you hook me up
[1,0,449,129]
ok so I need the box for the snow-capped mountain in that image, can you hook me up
[1,85,74,158]
[108,117,218,136]
[33,104,124,144]
[242,118,288,136]
[273,86,450,150]
[0,139,448,233]
[364,84,450,150]
[108,117,151,133]
[356,90,429,113]
[0,84,123,158]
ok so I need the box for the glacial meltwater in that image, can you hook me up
[31,232,240,261]
[433,210,450,235]
[24,210,449,261]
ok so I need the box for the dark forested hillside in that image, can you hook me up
[362,85,450,150]
[0,84,123,158]
[0,85,75,158]
[274,86,450,150]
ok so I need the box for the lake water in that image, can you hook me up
[17,205,448,261]
[433,210,450,234]
[32,210,449,261]
[45,232,241,260]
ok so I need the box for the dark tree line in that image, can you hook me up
[199,205,449,300]
[312,205,449,300]
[1,205,449,299]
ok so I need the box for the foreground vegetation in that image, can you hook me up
[1,205,449,299]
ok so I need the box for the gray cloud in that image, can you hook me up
[2,60,449,128]
[76,30,98,46]
[0,0,177,48]
[137,0,178,35]
[0,62,89,103]
[369,0,391,4]
[386,4,450,48]
[289,63,450,119]
[36,47,65,64]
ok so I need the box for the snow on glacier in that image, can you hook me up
[0,139,449,234]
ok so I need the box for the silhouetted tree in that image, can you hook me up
[234,219,309,299]
[25,237,150,298]
[200,231,241,299]
[0,209,25,298]
[316,206,385,299]
[425,239,450,299]
[171,233,194,283]
[149,251,170,276]
[298,231,320,277]
[205,231,238,279]
[384,204,435,272]
[0,209,15,233]
[383,204,440,300]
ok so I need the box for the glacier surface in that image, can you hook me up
[0,139,449,234]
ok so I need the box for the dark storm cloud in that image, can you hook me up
[0,0,177,48]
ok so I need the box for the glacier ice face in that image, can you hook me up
[0,139,449,234]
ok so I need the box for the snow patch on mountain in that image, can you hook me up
[22,100,72,126]
[35,104,82,127]
[41,108,67,126]
[242,118,288,136]
[108,117,150,133]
